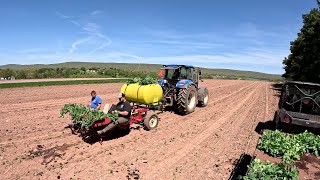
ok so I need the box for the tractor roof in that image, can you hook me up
[163,64,194,68]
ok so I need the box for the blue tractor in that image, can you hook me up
[157,65,209,115]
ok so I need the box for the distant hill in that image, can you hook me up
[0,62,281,81]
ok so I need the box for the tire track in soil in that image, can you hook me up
[175,83,266,179]
[154,81,256,130]
[144,82,261,179]
[132,82,258,164]
[244,83,273,157]
[162,83,274,180]
[190,83,275,179]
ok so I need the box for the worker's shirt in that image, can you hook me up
[91,96,102,109]
[116,101,132,119]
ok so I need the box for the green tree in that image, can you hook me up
[0,69,15,78]
[283,2,320,83]
[16,70,27,79]
[80,67,86,71]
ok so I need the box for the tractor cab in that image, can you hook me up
[157,64,208,115]
[158,65,201,88]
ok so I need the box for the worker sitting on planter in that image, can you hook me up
[97,93,132,136]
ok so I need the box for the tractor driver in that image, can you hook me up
[97,93,132,136]
[172,68,180,79]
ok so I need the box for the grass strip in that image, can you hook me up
[0,79,127,89]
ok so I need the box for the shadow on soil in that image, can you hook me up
[228,153,254,180]
[85,125,146,145]
[282,125,320,135]
[255,120,275,134]
[255,119,320,135]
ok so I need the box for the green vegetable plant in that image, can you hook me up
[60,103,119,127]
[126,76,156,85]
[242,158,299,180]
[258,130,320,163]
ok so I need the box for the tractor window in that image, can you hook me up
[180,67,187,79]
[186,68,193,80]
[165,69,180,80]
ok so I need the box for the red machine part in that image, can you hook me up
[92,106,149,128]
[129,106,148,125]
[69,106,151,145]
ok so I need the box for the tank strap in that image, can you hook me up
[137,85,142,102]
[123,84,129,95]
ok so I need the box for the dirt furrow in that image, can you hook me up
[175,83,266,179]
[144,83,260,179]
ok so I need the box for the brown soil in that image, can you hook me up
[0,79,301,179]
[296,154,320,180]
[255,151,320,180]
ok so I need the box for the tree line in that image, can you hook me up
[0,67,157,79]
[283,1,320,83]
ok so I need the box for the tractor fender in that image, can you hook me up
[197,87,208,101]
[176,80,195,89]
[157,79,165,86]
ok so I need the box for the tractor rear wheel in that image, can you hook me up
[144,112,159,131]
[177,85,197,115]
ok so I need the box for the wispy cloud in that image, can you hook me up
[90,10,103,17]
[129,40,222,47]
[69,37,92,53]
[56,11,112,54]
[55,11,70,19]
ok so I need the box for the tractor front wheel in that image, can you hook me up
[198,89,209,107]
[177,85,197,115]
[144,112,159,131]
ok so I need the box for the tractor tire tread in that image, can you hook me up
[176,85,197,115]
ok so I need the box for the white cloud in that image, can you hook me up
[82,23,101,34]
[90,10,103,17]
[69,37,92,53]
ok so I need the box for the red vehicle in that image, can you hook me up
[69,105,159,144]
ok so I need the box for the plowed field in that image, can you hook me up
[0,80,279,179]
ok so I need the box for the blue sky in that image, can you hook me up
[0,0,317,74]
